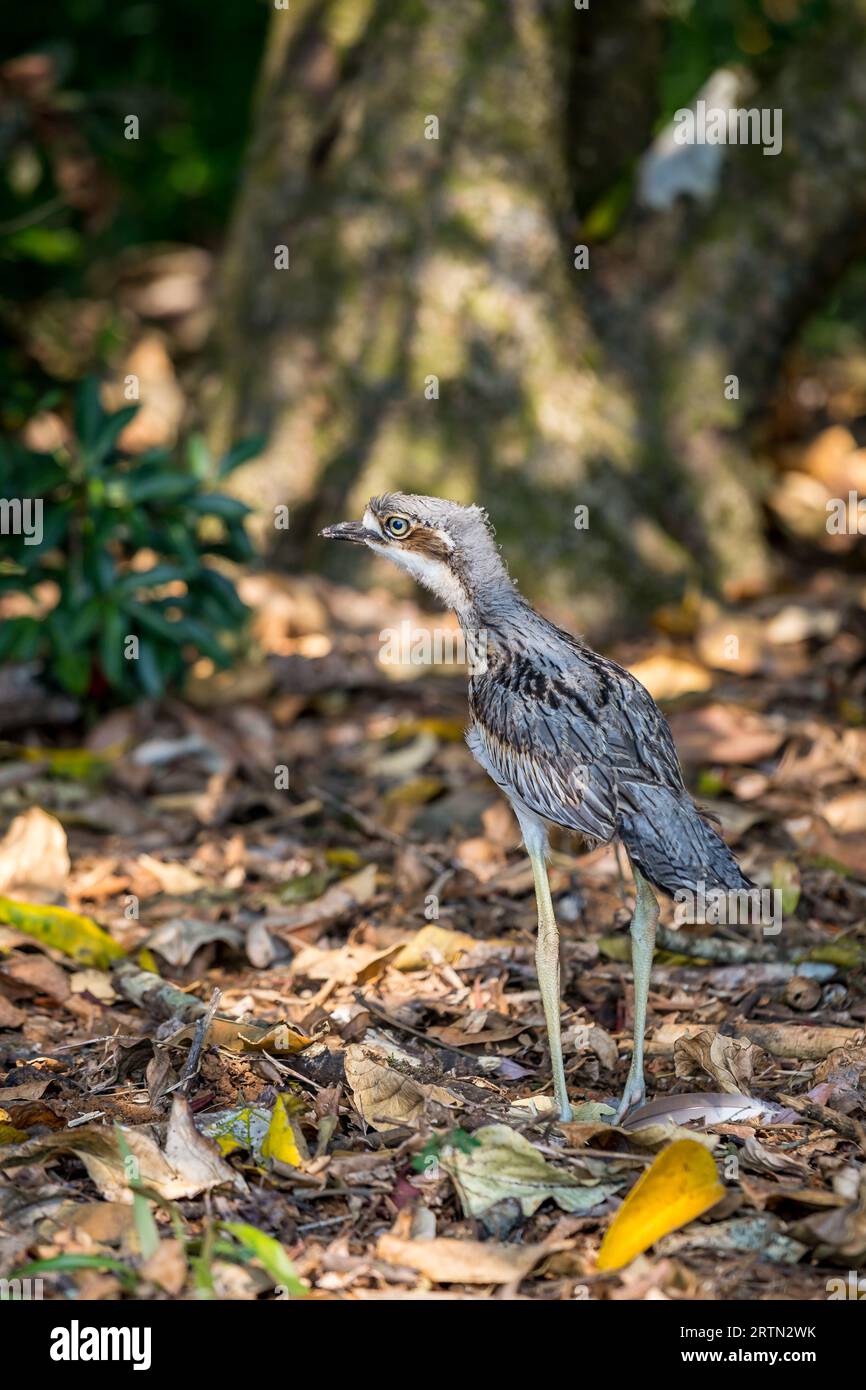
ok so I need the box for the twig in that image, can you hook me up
[355,992,498,1064]
[297,1214,351,1233]
[654,925,780,963]
[112,960,270,1028]
[309,782,447,872]
[778,1093,866,1150]
[112,960,212,1023]
[180,989,221,1093]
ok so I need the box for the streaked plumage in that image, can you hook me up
[322,492,750,1121]
[467,619,749,898]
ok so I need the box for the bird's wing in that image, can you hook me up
[599,656,687,793]
[467,644,687,841]
[467,662,619,842]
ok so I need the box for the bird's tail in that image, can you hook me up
[618,784,752,899]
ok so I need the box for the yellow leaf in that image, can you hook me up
[261,1093,308,1167]
[626,654,712,702]
[0,1121,29,1144]
[382,776,445,805]
[392,717,465,743]
[171,1017,313,1055]
[324,847,363,870]
[0,742,120,778]
[234,1021,314,1055]
[596,1138,724,1271]
[392,923,479,971]
[0,896,125,969]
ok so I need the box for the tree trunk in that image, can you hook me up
[216,0,866,632]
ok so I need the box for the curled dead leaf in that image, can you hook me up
[344,1043,457,1131]
[673,1031,764,1094]
[0,1095,246,1201]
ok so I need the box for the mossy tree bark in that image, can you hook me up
[217,0,866,632]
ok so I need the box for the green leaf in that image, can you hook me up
[0,896,125,968]
[64,598,102,646]
[220,1222,306,1297]
[14,1254,138,1291]
[186,433,211,480]
[90,405,139,466]
[222,521,255,563]
[187,493,252,523]
[98,606,126,688]
[218,435,265,477]
[0,616,42,663]
[117,564,191,595]
[50,647,92,697]
[74,379,104,454]
[194,568,248,620]
[168,615,231,666]
[135,641,169,698]
[116,1126,160,1261]
[85,546,117,594]
[7,227,82,265]
[126,601,187,646]
[125,472,197,504]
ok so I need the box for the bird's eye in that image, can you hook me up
[384,515,410,538]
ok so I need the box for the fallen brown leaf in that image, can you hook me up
[0,808,69,894]
[377,1233,548,1285]
[674,1031,763,1094]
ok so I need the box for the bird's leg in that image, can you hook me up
[518,816,572,1123]
[613,861,659,1123]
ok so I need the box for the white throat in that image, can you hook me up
[363,508,471,616]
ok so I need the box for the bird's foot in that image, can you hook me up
[611,1074,645,1125]
[551,1087,573,1124]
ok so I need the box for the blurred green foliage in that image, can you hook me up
[1,0,269,420]
[0,0,838,421]
[3,0,267,244]
[0,381,258,701]
[659,0,830,119]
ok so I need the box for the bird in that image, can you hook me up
[321,493,751,1123]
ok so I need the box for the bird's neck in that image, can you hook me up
[453,572,533,640]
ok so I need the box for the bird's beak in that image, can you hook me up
[319,520,377,545]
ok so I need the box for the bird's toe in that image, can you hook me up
[611,1079,646,1125]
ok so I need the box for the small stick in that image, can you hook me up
[112,960,211,1023]
[778,1092,866,1150]
[654,925,780,963]
[180,988,221,1093]
[309,782,446,872]
[356,991,493,1063]
[113,960,271,1028]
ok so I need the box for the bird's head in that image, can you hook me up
[320,492,510,616]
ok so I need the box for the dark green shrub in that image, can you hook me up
[0,380,259,702]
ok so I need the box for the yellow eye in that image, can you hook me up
[384,515,410,538]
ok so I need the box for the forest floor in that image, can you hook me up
[1,545,865,1302]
